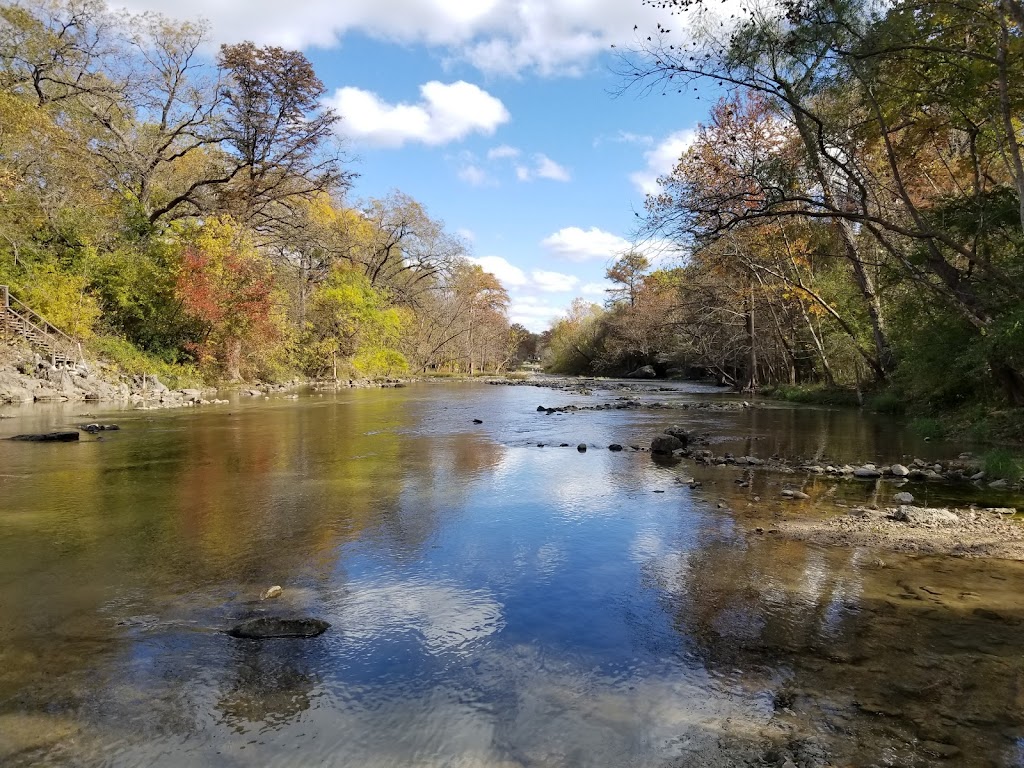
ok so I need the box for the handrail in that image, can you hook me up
[0,285,83,362]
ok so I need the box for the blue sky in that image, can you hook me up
[117,1,720,331]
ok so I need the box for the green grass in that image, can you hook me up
[910,417,946,439]
[983,449,1023,482]
[761,384,861,407]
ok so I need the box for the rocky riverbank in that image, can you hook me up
[0,347,224,409]
[772,504,1024,560]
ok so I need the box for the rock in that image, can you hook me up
[651,434,684,454]
[226,616,330,639]
[78,423,120,433]
[854,466,882,478]
[624,365,657,379]
[893,491,915,504]
[782,489,809,500]
[577,443,587,452]
[261,585,283,600]
[8,431,80,442]
[890,506,960,525]
[608,444,624,451]
[989,479,1009,489]
[971,471,986,481]
[919,741,961,759]
[472,418,483,424]
[663,426,690,445]
[891,464,910,477]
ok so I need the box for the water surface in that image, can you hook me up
[1,382,1023,767]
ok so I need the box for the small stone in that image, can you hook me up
[854,466,882,479]
[577,443,587,453]
[608,444,624,451]
[472,418,483,424]
[891,464,910,477]
[893,491,915,504]
[261,585,283,600]
[989,479,1009,489]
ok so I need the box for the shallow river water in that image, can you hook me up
[1,381,1024,767]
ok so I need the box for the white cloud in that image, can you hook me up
[541,226,686,267]
[581,281,610,296]
[508,295,565,332]
[113,0,726,77]
[471,255,528,287]
[534,154,571,182]
[456,227,476,242]
[513,153,571,183]
[630,128,697,196]
[328,81,509,148]
[531,270,579,293]
[541,226,632,263]
[457,164,492,186]
[487,144,521,160]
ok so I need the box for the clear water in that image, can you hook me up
[1,382,1022,767]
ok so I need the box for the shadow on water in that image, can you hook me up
[0,382,1022,766]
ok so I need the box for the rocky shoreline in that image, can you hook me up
[0,343,415,409]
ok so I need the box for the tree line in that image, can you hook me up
[0,0,535,382]
[546,0,1024,413]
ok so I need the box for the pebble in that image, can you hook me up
[261,585,283,600]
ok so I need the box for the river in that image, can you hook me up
[1,381,1023,767]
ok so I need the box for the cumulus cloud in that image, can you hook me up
[531,269,579,293]
[541,226,632,263]
[508,295,566,332]
[541,226,686,267]
[630,128,697,196]
[112,0,720,77]
[470,255,528,287]
[328,81,509,148]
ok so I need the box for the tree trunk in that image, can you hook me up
[225,337,242,382]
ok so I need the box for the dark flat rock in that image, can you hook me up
[226,617,330,639]
[8,432,80,442]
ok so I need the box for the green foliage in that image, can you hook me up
[983,449,1023,483]
[910,417,946,440]
[762,384,862,407]
[88,335,201,389]
[865,391,905,415]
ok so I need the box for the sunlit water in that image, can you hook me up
[1,382,1023,767]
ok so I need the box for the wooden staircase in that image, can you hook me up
[0,285,83,368]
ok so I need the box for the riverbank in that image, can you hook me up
[0,341,418,409]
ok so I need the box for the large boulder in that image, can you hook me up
[226,617,330,639]
[625,365,657,379]
[651,434,684,454]
[663,426,690,445]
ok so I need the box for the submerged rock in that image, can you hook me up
[893,491,915,505]
[261,585,283,600]
[226,617,330,639]
[78,423,120,433]
[8,431,80,442]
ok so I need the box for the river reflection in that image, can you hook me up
[1,383,1023,766]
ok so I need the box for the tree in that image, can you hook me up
[173,217,283,380]
[605,252,650,307]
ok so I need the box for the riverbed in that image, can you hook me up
[1,381,1023,767]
